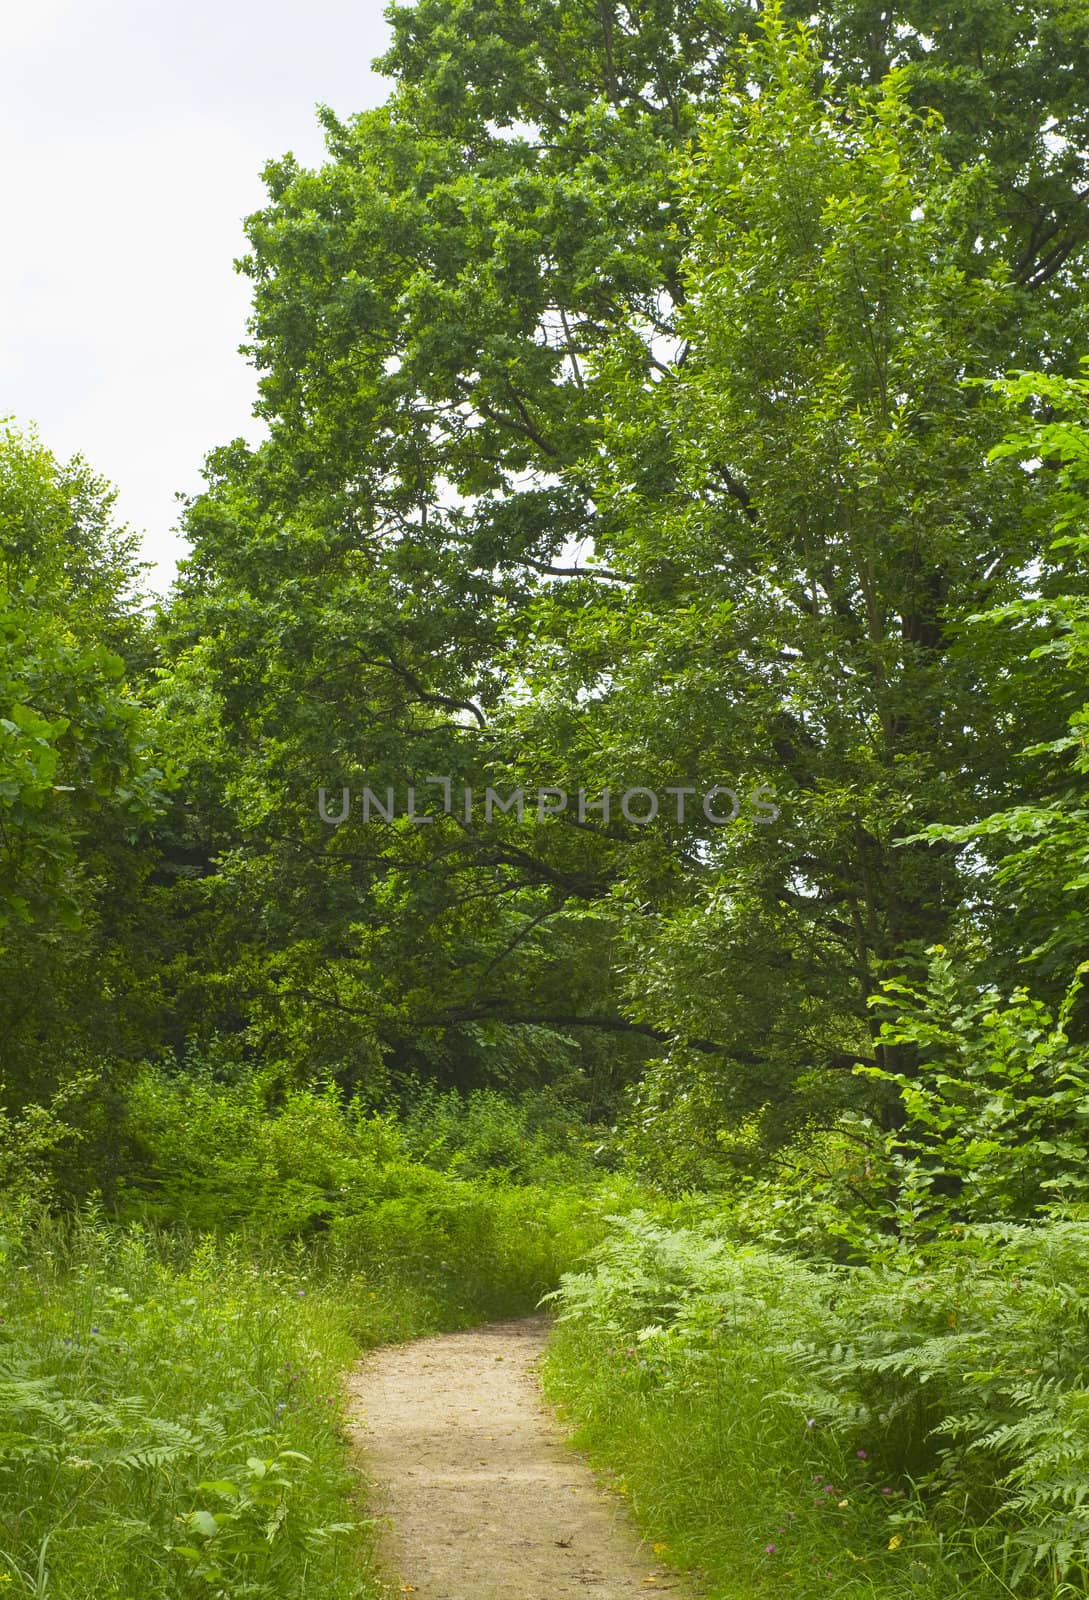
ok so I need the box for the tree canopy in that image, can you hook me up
[7,0,1089,1166]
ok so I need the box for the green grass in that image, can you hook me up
[543,1320,1002,1600]
[0,1214,381,1599]
[0,1178,607,1600]
[541,1212,1086,1600]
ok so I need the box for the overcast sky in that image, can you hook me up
[2,0,393,592]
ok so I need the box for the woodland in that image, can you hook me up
[5,1,1089,1595]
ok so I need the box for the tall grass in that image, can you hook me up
[0,1212,381,1599]
[0,1163,609,1599]
[543,1211,1089,1599]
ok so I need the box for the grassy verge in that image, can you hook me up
[0,1176,607,1600]
[541,1211,1087,1599]
[544,1318,972,1599]
[0,1214,381,1599]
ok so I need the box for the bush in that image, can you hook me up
[117,1067,406,1235]
[325,1176,608,1324]
[546,1210,1089,1596]
[116,1067,602,1234]
[110,1063,626,1329]
[399,1084,601,1185]
[863,949,1089,1227]
[0,1212,380,1600]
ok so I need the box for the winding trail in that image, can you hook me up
[344,1315,694,1600]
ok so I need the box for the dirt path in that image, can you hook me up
[344,1315,693,1600]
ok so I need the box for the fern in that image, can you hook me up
[553,1210,1089,1587]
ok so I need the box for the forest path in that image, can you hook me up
[344,1314,695,1600]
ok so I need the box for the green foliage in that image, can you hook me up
[0,1214,379,1600]
[539,11,1059,1143]
[326,1175,605,1327]
[399,1084,601,1184]
[114,1067,613,1321]
[548,1210,1089,1595]
[862,948,1089,1226]
[0,426,155,922]
[0,1077,98,1221]
[152,5,1081,1143]
[118,1066,405,1235]
[0,425,160,1131]
[120,1066,594,1209]
[908,365,1089,997]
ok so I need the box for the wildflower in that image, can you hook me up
[764,1544,777,1555]
[880,1487,892,1496]
[805,1417,816,1428]
[822,1485,836,1495]
[856,1449,868,1460]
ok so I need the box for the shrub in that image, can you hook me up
[0,1213,380,1600]
[547,1210,1089,1595]
[399,1085,600,1187]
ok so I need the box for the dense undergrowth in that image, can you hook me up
[545,1209,1089,1599]
[10,1062,1089,1599]
[0,1078,619,1599]
[0,1216,375,1600]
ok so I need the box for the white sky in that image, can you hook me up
[1,0,393,593]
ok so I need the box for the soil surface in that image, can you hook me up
[344,1315,693,1599]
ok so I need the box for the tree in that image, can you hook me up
[0,424,159,1139]
[159,4,1089,1139]
[518,18,1066,1146]
[912,363,1089,995]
